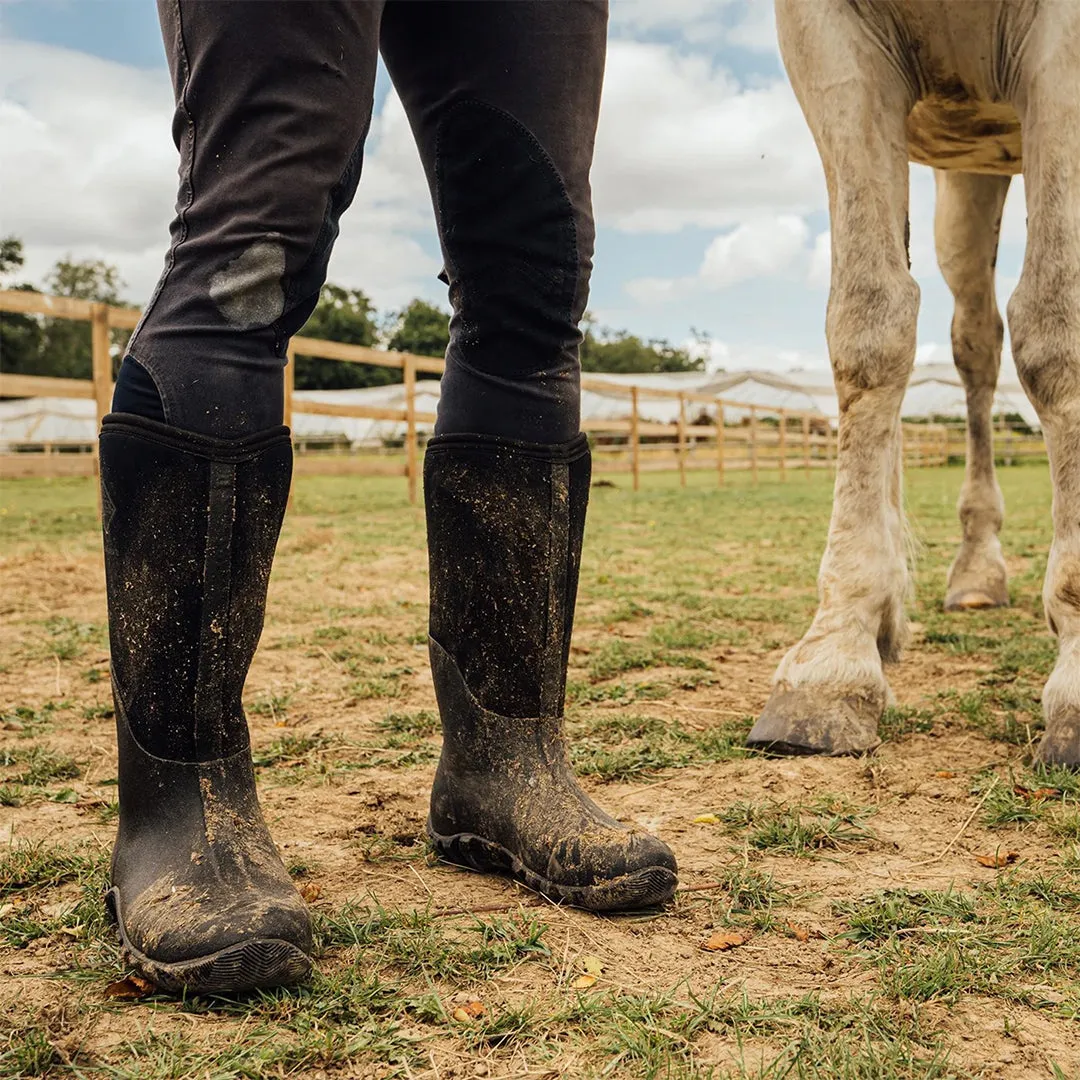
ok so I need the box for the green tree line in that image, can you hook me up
[1,237,705,390]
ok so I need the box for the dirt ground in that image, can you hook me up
[1,465,1077,1079]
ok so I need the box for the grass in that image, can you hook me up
[835,882,1080,1008]
[317,903,551,982]
[972,763,1080,830]
[0,841,112,952]
[2,465,1078,1077]
[708,795,878,858]
[0,744,83,807]
[568,711,752,780]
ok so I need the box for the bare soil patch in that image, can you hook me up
[1,468,1076,1079]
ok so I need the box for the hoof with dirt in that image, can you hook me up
[747,686,884,757]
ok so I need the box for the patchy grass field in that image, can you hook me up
[1,464,1077,1079]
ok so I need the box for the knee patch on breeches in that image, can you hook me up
[435,101,580,379]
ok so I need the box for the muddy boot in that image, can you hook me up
[424,434,678,910]
[99,415,313,994]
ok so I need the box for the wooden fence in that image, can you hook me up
[0,289,1040,500]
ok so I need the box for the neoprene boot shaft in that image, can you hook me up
[100,415,312,993]
[424,434,678,910]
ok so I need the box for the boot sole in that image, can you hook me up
[428,824,678,911]
[107,888,312,995]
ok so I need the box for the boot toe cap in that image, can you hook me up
[547,828,678,909]
[110,878,313,986]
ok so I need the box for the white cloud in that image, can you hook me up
[1,41,439,309]
[313,90,442,309]
[0,45,175,255]
[999,175,1027,246]
[592,41,823,233]
[2,27,1030,375]
[699,336,829,375]
[609,0,778,53]
[626,214,812,301]
[724,2,779,52]
[4,35,825,315]
[699,214,809,288]
[808,230,830,288]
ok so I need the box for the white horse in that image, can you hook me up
[748,0,1080,767]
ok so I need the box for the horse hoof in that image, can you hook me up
[1034,713,1080,769]
[747,687,883,756]
[944,589,1008,611]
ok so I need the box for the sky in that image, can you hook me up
[0,0,1029,377]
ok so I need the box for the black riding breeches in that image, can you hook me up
[116,0,607,442]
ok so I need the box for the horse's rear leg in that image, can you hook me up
[935,169,1012,612]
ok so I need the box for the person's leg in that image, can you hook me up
[101,0,382,993]
[381,0,677,910]
[117,1,381,437]
[382,0,602,444]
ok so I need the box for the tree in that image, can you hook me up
[31,256,129,379]
[0,237,43,379]
[44,257,124,304]
[294,284,394,390]
[386,299,450,359]
[0,236,25,276]
[579,315,704,375]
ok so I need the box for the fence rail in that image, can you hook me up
[1,289,1043,499]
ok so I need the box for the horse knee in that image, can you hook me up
[826,270,920,403]
[1008,279,1080,416]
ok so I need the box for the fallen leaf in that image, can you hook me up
[935,771,958,779]
[104,975,156,999]
[570,973,598,990]
[975,851,1020,869]
[454,999,484,1019]
[299,883,322,903]
[580,955,603,977]
[451,1007,473,1023]
[785,921,810,942]
[1031,787,1063,801]
[701,930,750,952]
[692,813,721,825]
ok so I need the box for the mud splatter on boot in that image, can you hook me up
[424,434,678,910]
[100,415,312,993]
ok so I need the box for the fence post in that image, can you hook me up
[778,408,787,481]
[284,341,296,432]
[677,393,687,487]
[750,405,759,486]
[716,400,725,487]
[91,302,112,431]
[284,341,296,509]
[90,302,111,516]
[802,413,810,473]
[404,356,418,505]
[630,385,640,492]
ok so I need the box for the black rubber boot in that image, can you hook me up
[99,415,313,994]
[424,434,678,910]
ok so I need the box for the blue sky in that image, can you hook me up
[1,0,1029,374]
